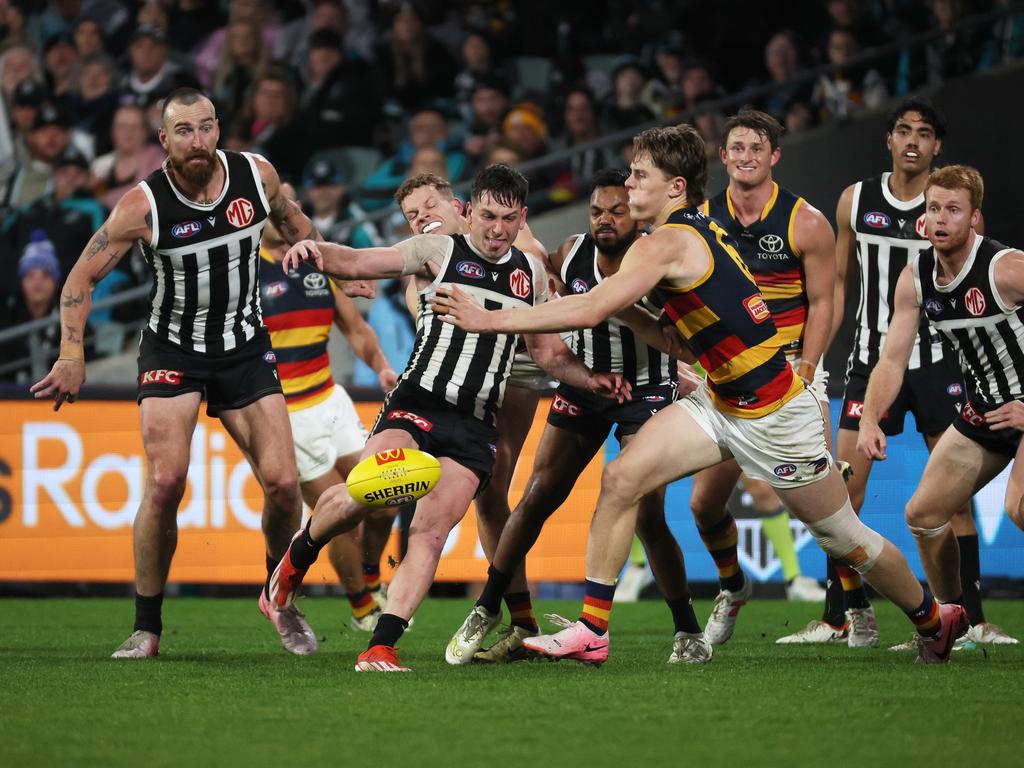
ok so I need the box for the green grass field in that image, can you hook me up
[2,596,1022,767]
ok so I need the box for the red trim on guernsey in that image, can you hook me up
[286,378,334,405]
[263,308,334,331]
[277,354,330,380]
[700,334,749,372]
[770,306,807,328]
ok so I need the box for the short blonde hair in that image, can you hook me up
[926,164,984,211]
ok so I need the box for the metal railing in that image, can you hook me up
[1,2,1021,382]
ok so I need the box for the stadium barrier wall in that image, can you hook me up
[1,398,1022,585]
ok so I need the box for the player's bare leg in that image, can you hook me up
[112,393,201,659]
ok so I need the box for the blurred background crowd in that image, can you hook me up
[2,0,1023,384]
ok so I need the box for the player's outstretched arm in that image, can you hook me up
[331,284,398,391]
[526,332,631,403]
[829,184,858,348]
[30,187,151,410]
[858,266,920,459]
[793,200,837,383]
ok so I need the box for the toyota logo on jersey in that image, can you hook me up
[226,197,254,228]
[508,268,531,299]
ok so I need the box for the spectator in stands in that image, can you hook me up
[407,145,448,179]
[7,79,44,154]
[279,0,354,70]
[298,27,378,151]
[679,59,722,111]
[641,38,687,116]
[240,67,304,181]
[691,93,726,158]
[454,31,500,111]
[757,30,814,122]
[68,51,117,154]
[501,100,548,161]
[374,4,457,110]
[602,59,655,133]
[361,107,467,209]
[0,0,30,51]
[301,155,381,248]
[71,16,104,57]
[120,25,197,109]
[135,1,168,34]
[784,99,817,135]
[1,102,69,209]
[813,28,888,122]
[90,103,163,209]
[212,17,270,120]
[195,0,279,90]
[896,0,987,95]
[462,74,508,168]
[1,44,42,103]
[551,86,617,200]
[41,31,77,107]
[0,231,63,383]
[983,0,1024,66]
[482,137,523,168]
[165,0,226,56]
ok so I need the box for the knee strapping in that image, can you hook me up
[805,499,885,575]
[908,521,951,539]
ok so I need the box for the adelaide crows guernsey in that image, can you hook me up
[702,182,807,359]
[653,205,802,418]
[138,150,270,355]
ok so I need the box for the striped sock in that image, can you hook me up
[835,563,870,609]
[579,579,616,635]
[363,562,382,594]
[698,513,744,592]
[504,591,538,633]
[907,593,942,639]
[347,588,378,619]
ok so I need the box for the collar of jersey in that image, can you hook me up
[461,232,513,268]
[726,181,778,223]
[932,231,982,293]
[161,149,230,211]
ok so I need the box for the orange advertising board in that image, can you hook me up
[0,400,600,584]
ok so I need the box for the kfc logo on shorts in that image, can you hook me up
[643,395,667,403]
[961,401,985,427]
[456,260,485,280]
[226,197,255,228]
[947,383,964,397]
[140,369,183,385]
[374,449,406,465]
[915,214,928,238]
[571,278,589,294]
[508,268,531,299]
[863,211,891,229]
[387,409,434,432]
[773,463,797,478]
[263,351,277,364]
[743,294,770,323]
[964,287,987,317]
[551,393,581,417]
[846,400,864,418]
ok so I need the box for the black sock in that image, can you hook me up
[822,557,845,627]
[477,564,514,615]
[958,534,985,625]
[134,592,164,636]
[369,612,409,648]
[667,595,701,634]
[289,518,325,570]
[264,554,279,600]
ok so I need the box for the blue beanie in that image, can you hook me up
[18,230,62,283]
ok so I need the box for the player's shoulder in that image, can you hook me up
[550,233,586,270]
[110,185,154,235]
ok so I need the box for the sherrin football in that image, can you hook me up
[346,448,442,507]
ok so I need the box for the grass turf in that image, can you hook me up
[1,596,1022,767]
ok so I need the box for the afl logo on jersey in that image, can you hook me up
[924,298,944,317]
[456,260,485,280]
[965,287,987,316]
[171,221,202,238]
[863,211,891,229]
[227,197,255,228]
[743,294,770,323]
[947,383,964,396]
[263,351,277,364]
[758,234,783,252]
[915,213,928,238]
[571,278,589,294]
[263,281,288,298]
[508,268,531,299]
[303,273,327,290]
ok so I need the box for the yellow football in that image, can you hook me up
[346,448,442,508]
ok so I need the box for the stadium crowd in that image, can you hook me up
[2,0,1023,383]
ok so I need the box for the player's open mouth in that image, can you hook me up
[422,221,442,234]
[904,151,920,159]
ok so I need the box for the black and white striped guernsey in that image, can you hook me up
[404,234,544,424]
[560,234,675,387]
[915,235,1024,405]
[849,172,945,370]
[138,150,270,355]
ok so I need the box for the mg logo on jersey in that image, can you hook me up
[551,393,581,417]
[571,278,589,294]
[374,449,406,465]
[846,400,864,418]
[508,268,531,299]
[303,273,327,290]
[171,221,202,238]
[965,287,987,316]
[456,260,485,279]
[915,213,928,238]
[758,234,783,252]
[863,211,891,228]
[743,294,770,323]
[140,369,183,385]
[226,197,254,228]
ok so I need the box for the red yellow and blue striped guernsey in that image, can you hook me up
[653,205,803,418]
[258,247,337,412]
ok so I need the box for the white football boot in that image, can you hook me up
[445,605,501,665]
[776,620,849,644]
[667,631,713,664]
[704,575,753,645]
[111,630,160,659]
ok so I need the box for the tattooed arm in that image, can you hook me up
[30,187,152,409]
